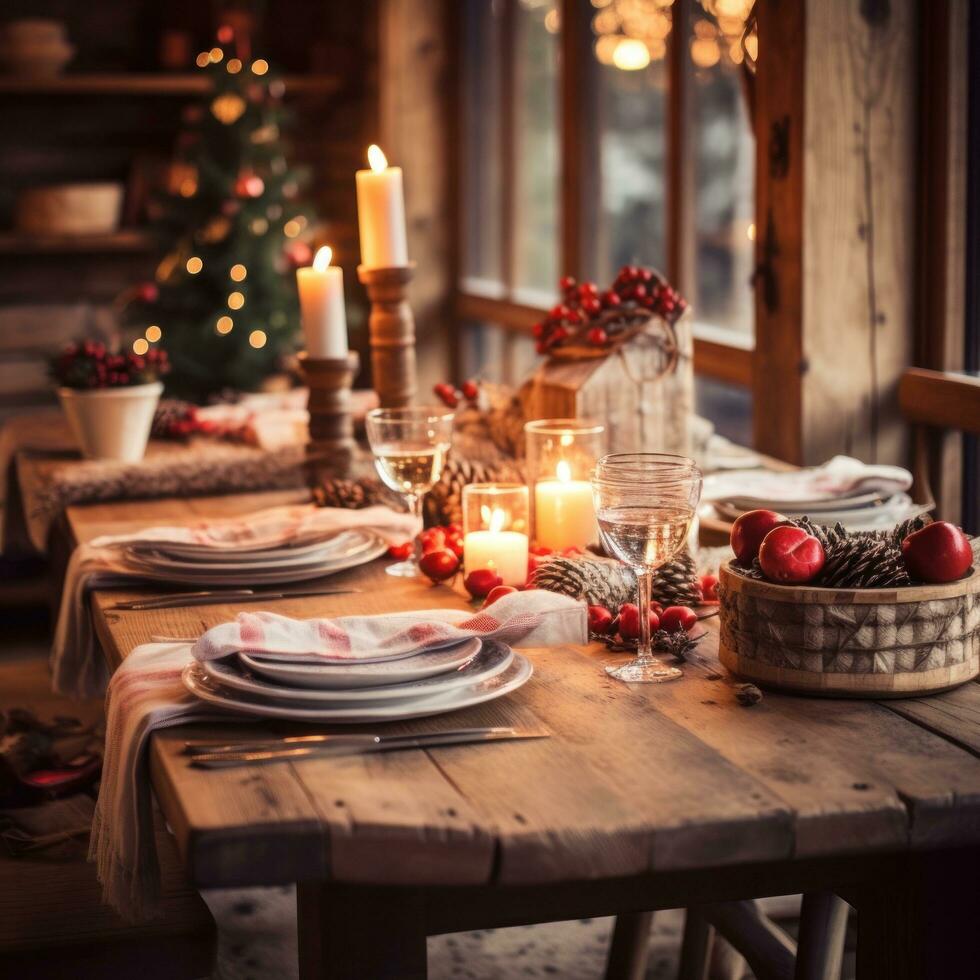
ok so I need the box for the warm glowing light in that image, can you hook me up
[250,218,268,235]
[132,338,149,355]
[249,329,267,348]
[230,263,247,281]
[216,316,233,334]
[690,36,721,68]
[367,144,388,172]
[747,222,756,242]
[283,219,302,238]
[195,52,210,68]
[145,325,162,343]
[595,34,619,65]
[744,32,758,62]
[612,38,650,70]
[209,47,223,63]
[179,178,197,197]
[228,291,245,310]
[544,8,560,33]
[186,256,203,274]
[312,246,332,272]
[226,58,242,73]
[488,508,506,533]
[556,460,572,483]
[251,59,269,75]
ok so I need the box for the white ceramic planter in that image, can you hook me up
[58,382,162,463]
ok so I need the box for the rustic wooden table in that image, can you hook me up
[65,493,980,980]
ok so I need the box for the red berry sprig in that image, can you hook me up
[52,340,170,390]
[433,379,480,409]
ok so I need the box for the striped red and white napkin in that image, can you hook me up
[91,590,586,920]
[53,504,419,698]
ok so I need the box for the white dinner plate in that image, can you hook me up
[202,640,511,703]
[182,652,533,723]
[239,637,483,689]
[142,534,358,562]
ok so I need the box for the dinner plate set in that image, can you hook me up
[182,637,534,724]
[122,528,389,587]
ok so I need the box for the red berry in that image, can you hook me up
[586,326,608,346]
[580,296,602,317]
[387,541,413,561]
[549,325,569,343]
[565,309,583,324]
[461,379,479,401]
[901,522,973,583]
[758,526,825,584]
[484,584,519,607]
[418,549,460,583]
[588,605,615,635]
[638,268,654,282]
[631,283,648,300]
[550,304,571,320]
[600,290,621,308]
[731,509,786,564]
[420,528,446,553]
[559,275,577,292]
[445,531,464,558]
[577,282,599,299]
[464,568,503,598]
[529,545,553,556]
[699,573,720,602]
[432,383,458,408]
[617,603,660,640]
[532,322,545,338]
[619,265,638,281]
[660,606,698,633]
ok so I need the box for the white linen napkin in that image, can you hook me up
[53,504,419,698]
[92,591,586,920]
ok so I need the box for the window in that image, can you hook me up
[457,0,756,431]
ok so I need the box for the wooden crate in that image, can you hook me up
[520,310,693,457]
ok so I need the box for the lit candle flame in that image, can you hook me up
[367,144,388,173]
[312,246,332,272]
[556,460,572,483]
[488,508,506,533]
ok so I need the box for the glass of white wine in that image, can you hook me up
[593,453,702,683]
[366,406,455,577]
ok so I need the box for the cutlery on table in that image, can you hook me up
[108,587,362,611]
[184,727,549,767]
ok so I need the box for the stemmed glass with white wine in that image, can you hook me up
[593,453,702,683]
[366,406,455,577]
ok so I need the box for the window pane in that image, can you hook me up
[590,15,668,283]
[689,8,755,336]
[512,0,560,295]
[695,375,752,446]
[461,0,503,286]
[460,322,538,386]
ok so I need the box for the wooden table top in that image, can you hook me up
[68,492,980,893]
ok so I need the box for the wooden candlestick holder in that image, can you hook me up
[298,350,359,481]
[357,263,417,408]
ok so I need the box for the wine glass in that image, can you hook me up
[365,406,455,577]
[593,453,702,683]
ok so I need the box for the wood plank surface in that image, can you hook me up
[66,492,980,893]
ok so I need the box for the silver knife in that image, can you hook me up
[109,589,255,609]
[111,587,361,611]
[187,728,548,767]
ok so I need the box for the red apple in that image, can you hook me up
[699,573,719,602]
[420,528,446,553]
[660,605,698,633]
[386,541,413,561]
[758,526,825,583]
[483,584,518,607]
[902,521,973,583]
[463,568,503,598]
[418,549,459,583]
[731,509,786,564]
[617,603,660,640]
[587,605,615,635]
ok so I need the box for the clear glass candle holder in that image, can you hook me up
[524,418,605,551]
[461,483,530,587]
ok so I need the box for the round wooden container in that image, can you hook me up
[718,562,980,698]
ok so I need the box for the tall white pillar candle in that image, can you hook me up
[297,246,348,358]
[355,144,408,269]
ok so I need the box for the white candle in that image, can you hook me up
[355,144,408,269]
[464,507,528,586]
[535,461,598,551]
[297,246,347,359]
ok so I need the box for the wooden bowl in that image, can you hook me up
[718,561,980,698]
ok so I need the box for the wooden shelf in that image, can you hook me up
[0,73,341,97]
[0,230,153,254]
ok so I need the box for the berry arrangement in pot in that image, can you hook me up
[718,509,980,698]
[51,340,170,463]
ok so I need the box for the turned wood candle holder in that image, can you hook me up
[357,263,417,408]
[298,350,359,481]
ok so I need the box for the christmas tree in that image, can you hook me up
[126,27,313,402]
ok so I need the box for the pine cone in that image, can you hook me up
[791,517,847,552]
[528,555,636,609]
[652,549,701,606]
[313,477,384,510]
[423,453,522,527]
[819,535,910,589]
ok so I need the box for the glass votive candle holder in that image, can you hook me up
[462,483,530,586]
[524,418,605,551]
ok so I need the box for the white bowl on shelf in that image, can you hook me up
[15,183,124,237]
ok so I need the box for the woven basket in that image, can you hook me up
[718,562,980,698]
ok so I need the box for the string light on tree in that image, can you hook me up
[216,316,234,334]
[195,52,210,68]
[209,46,223,63]
[227,291,245,310]
[186,256,203,274]
[230,264,247,282]
[145,325,162,343]
[227,58,242,73]
[249,330,267,348]
[251,59,269,75]
[133,338,149,355]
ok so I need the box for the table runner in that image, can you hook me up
[93,590,586,920]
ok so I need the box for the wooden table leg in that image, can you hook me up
[604,911,654,980]
[850,847,980,979]
[297,882,428,980]
[678,909,714,980]
[794,892,848,980]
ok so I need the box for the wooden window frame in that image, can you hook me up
[453,0,755,390]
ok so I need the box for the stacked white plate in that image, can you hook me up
[182,638,533,724]
[122,528,388,587]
